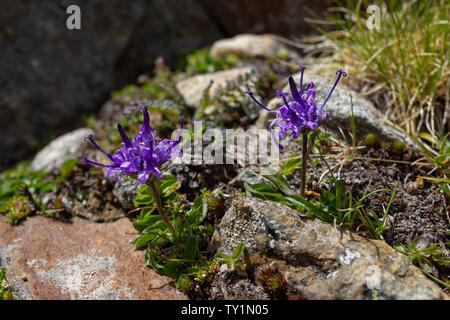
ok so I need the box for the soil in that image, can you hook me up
[58,163,125,222]
[189,269,270,300]
[166,163,238,202]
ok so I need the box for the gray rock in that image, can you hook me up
[113,178,142,210]
[208,269,270,300]
[0,0,223,166]
[212,197,448,300]
[210,34,289,60]
[176,67,254,107]
[196,0,333,36]
[61,196,75,210]
[31,128,93,173]
[230,170,276,189]
[256,73,420,151]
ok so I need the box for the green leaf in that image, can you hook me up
[244,183,286,202]
[215,253,230,261]
[132,214,161,232]
[245,183,279,194]
[280,154,302,175]
[413,237,429,251]
[418,258,434,274]
[335,180,347,209]
[145,247,162,271]
[284,194,322,213]
[231,242,245,260]
[163,261,185,278]
[141,220,165,233]
[134,190,154,206]
[261,168,293,195]
[37,181,57,193]
[418,132,438,145]
[60,159,78,180]
[319,190,337,210]
[186,196,208,226]
[133,233,157,249]
[160,174,180,196]
[393,243,408,255]
[184,237,198,261]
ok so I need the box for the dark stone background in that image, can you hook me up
[0,0,331,168]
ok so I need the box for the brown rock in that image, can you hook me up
[0,216,187,300]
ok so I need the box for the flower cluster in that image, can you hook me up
[244,66,346,149]
[83,107,183,184]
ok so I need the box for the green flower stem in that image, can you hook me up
[147,178,176,235]
[301,133,308,197]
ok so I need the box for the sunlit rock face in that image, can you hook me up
[212,197,448,300]
[0,216,187,300]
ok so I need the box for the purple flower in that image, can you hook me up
[244,66,346,149]
[83,107,184,184]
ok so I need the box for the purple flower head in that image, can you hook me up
[244,66,346,149]
[83,107,184,184]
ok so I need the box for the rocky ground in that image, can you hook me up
[1,34,449,300]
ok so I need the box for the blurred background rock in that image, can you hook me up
[0,0,331,169]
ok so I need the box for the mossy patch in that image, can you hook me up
[0,267,13,300]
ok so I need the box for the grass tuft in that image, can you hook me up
[315,0,449,136]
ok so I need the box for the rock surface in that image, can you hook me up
[210,34,287,60]
[176,67,254,108]
[113,178,142,211]
[256,73,420,150]
[31,128,93,173]
[0,0,222,167]
[0,216,187,300]
[211,197,448,300]
[196,0,332,35]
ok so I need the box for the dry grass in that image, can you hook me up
[306,0,449,137]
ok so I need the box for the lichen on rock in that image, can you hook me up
[212,197,448,300]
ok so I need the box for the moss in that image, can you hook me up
[0,162,59,224]
[394,141,406,153]
[276,48,289,61]
[365,134,378,147]
[59,159,78,181]
[185,47,238,75]
[0,267,13,300]
[3,196,31,225]
[112,69,184,108]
